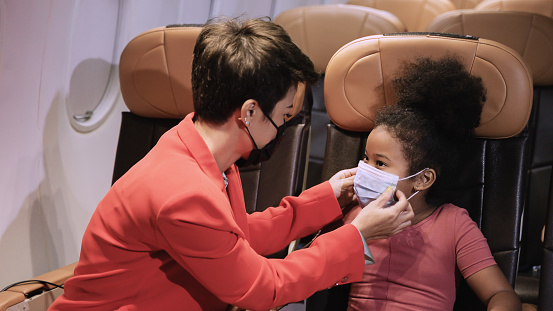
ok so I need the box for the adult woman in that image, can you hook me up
[49,17,413,311]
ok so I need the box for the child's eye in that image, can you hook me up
[376,160,386,167]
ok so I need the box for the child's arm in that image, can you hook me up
[465,265,521,311]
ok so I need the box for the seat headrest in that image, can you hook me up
[119,24,307,120]
[274,4,405,72]
[324,33,533,139]
[427,10,553,86]
[475,0,553,18]
[450,0,483,9]
[347,0,456,31]
[119,25,202,118]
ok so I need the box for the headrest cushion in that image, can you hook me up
[119,25,202,118]
[475,0,553,19]
[324,33,533,138]
[347,0,457,32]
[274,4,405,72]
[427,10,553,86]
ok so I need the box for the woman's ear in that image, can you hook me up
[240,99,258,126]
[414,168,436,191]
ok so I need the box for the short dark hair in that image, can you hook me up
[191,17,319,124]
[375,55,486,205]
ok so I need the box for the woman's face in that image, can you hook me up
[364,126,415,198]
[249,86,295,148]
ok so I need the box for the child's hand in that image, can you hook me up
[328,167,357,208]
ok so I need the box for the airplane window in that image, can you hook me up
[67,0,120,132]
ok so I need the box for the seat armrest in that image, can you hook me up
[0,261,77,311]
[0,291,25,311]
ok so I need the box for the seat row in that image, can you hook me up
[273,3,553,309]
[1,2,552,310]
[347,0,553,32]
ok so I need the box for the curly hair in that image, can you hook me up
[375,55,486,205]
[191,17,319,124]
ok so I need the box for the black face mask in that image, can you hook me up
[235,111,286,167]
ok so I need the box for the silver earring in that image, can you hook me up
[245,119,250,126]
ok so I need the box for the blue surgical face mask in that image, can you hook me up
[353,160,427,207]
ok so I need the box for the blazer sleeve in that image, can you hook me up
[247,181,344,256]
[156,188,365,310]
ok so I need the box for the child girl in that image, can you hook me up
[345,56,521,311]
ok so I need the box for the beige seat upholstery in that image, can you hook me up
[324,34,531,137]
[113,25,202,185]
[275,4,406,188]
[475,0,553,18]
[450,0,485,9]
[347,0,456,31]
[426,10,553,85]
[274,4,405,73]
[427,11,553,308]
[307,33,532,310]
[0,262,77,311]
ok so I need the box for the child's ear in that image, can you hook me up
[414,168,436,191]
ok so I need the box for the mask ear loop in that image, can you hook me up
[239,118,259,149]
[406,191,420,201]
[400,168,429,201]
[398,168,429,181]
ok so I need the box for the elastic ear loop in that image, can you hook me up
[401,168,429,201]
[243,126,259,149]
[406,191,419,201]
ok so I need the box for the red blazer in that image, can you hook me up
[49,113,365,311]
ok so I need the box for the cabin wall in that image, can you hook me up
[0,0,345,286]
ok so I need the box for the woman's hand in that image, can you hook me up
[351,187,414,241]
[328,167,357,209]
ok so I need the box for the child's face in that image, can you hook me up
[364,126,414,198]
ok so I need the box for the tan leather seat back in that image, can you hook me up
[118,24,305,119]
[315,33,532,310]
[119,25,201,118]
[347,0,456,31]
[274,4,406,72]
[427,11,553,279]
[475,0,553,18]
[325,33,533,138]
[274,4,406,188]
[427,10,553,86]
[450,0,484,9]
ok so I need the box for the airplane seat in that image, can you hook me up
[0,262,77,311]
[112,24,202,185]
[274,4,406,189]
[346,0,456,32]
[116,24,312,258]
[306,33,533,310]
[475,0,553,18]
[426,11,553,308]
